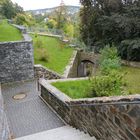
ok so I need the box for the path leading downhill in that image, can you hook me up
[1,80,64,139]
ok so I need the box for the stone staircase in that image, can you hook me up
[14,126,96,140]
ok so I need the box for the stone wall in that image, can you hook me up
[0,41,34,83]
[0,85,10,140]
[34,65,63,80]
[39,79,140,140]
[122,60,140,68]
[66,50,99,78]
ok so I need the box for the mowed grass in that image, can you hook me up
[52,80,92,99]
[32,35,73,74]
[52,66,140,99]
[122,66,140,94]
[0,20,22,42]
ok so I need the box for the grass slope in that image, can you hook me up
[52,66,140,99]
[32,35,73,74]
[0,20,22,42]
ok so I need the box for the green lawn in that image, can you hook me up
[52,66,140,99]
[52,80,92,99]
[0,20,22,42]
[32,35,74,74]
[122,66,140,94]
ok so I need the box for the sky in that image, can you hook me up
[11,0,81,10]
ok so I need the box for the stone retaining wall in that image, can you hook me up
[0,40,34,83]
[0,85,10,140]
[34,65,63,80]
[122,60,140,68]
[65,50,99,78]
[39,79,140,140]
[0,24,34,83]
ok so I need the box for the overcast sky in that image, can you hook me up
[11,0,81,10]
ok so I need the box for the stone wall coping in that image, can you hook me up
[40,78,140,105]
[12,24,26,30]
[39,78,71,102]
[34,64,64,78]
[47,77,88,83]
[29,32,62,38]
[69,94,140,105]
[0,40,31,45]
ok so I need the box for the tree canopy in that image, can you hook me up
[0,0,23,19]
[80,0,140,61]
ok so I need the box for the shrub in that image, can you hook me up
[90,45,123,97]
[34,38,43,48]
[37,48,49,62]
[99,45,121,75]
[90,71,123,97]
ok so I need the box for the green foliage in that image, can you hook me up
[33,37,43,48]
[100,45,121,75]
[90,72,123,97]
[14,13,35,27]
[0,0,23,19]
[0,20,22,41]
[80,0,140,61]
[90,45,123,97]
[118,38,140,61]
[46,19,57,29]
[63,23,74,38]
[37,48,49,62]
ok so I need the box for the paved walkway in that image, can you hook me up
[1,80,64,139]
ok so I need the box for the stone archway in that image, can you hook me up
[77,60,95,77]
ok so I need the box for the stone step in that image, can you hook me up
[14,126,96,140]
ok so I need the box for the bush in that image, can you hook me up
[34,38,43,48]
[37,48,49,62]
[90,45,123,97]
[99,45,121,75]
[90,71,123,97]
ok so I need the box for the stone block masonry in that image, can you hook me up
[39,79,140,140]
[34,65,63,80]
[0,41,34,83]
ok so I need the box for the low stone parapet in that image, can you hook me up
[39,78,140,140]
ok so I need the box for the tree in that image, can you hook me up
[14,13,35,27]
[80,0,140,61]
[46,18,57,29]
[0,0,23,19]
